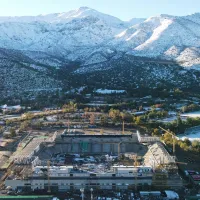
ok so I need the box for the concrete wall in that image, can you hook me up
[46,134,139,155]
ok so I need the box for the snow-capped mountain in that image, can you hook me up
[0,7,200,68]
[119,13,200,68]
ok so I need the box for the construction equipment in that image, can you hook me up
[159,126,176,155]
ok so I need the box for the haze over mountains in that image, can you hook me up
[1,7,200,98]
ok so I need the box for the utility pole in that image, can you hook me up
[80,188,84,200]
[133,154,138,192]
[67,117,70,131]
[90,188,93,200]
[118,143,121,157]
[122,121,125,134]
[47,160,51,193]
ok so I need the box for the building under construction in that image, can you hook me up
[4,129,183,192]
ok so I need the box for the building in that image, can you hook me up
[139,190,179,200]
[144,143,183,189]
[51,132,139,155]
[5,165,153,192]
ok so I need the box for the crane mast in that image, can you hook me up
[159,126,176,155]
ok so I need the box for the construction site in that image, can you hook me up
[1,127,184,197]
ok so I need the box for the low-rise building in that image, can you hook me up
[5,165,153,192]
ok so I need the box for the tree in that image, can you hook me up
[176,114,184,133]
[19,120,31,132]
[109,109,120,123]
[84,107,89,112]
[23,112,34,120]
[89,113,95,125]
[152,128,160,136]
[184,138,191,146]
[192,140,200,148]
[161,132,173,145]
[100,114,108,126]
[33,121,43,129]
[0,126,4,134]
[10,128,16,137]
[191,140,200,152]
[120,112,125,121]
[135,116,142,125]
[139,106,143,111]
[62,101,77,113]
[180,142,189,151]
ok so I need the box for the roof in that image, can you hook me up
[191,174,200,181]
[165,190,179,199]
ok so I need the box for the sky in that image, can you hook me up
[0,0,199,20]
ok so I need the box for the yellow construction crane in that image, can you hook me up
[159,126,176,155]
[175,162,187,165]
[47,160,51,193]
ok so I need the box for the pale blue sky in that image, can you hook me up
[0,0,199,20]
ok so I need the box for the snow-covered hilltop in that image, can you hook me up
[0,7,200,68]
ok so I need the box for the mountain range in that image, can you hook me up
[0,7,200,98]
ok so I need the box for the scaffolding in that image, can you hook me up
[144,142,176,170]
[11,138,45,165]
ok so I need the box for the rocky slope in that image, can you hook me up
[0,48,61,98]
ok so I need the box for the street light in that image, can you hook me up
[80,188,84,200]
[90,188,93,200]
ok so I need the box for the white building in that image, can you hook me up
[5,165,153,192]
